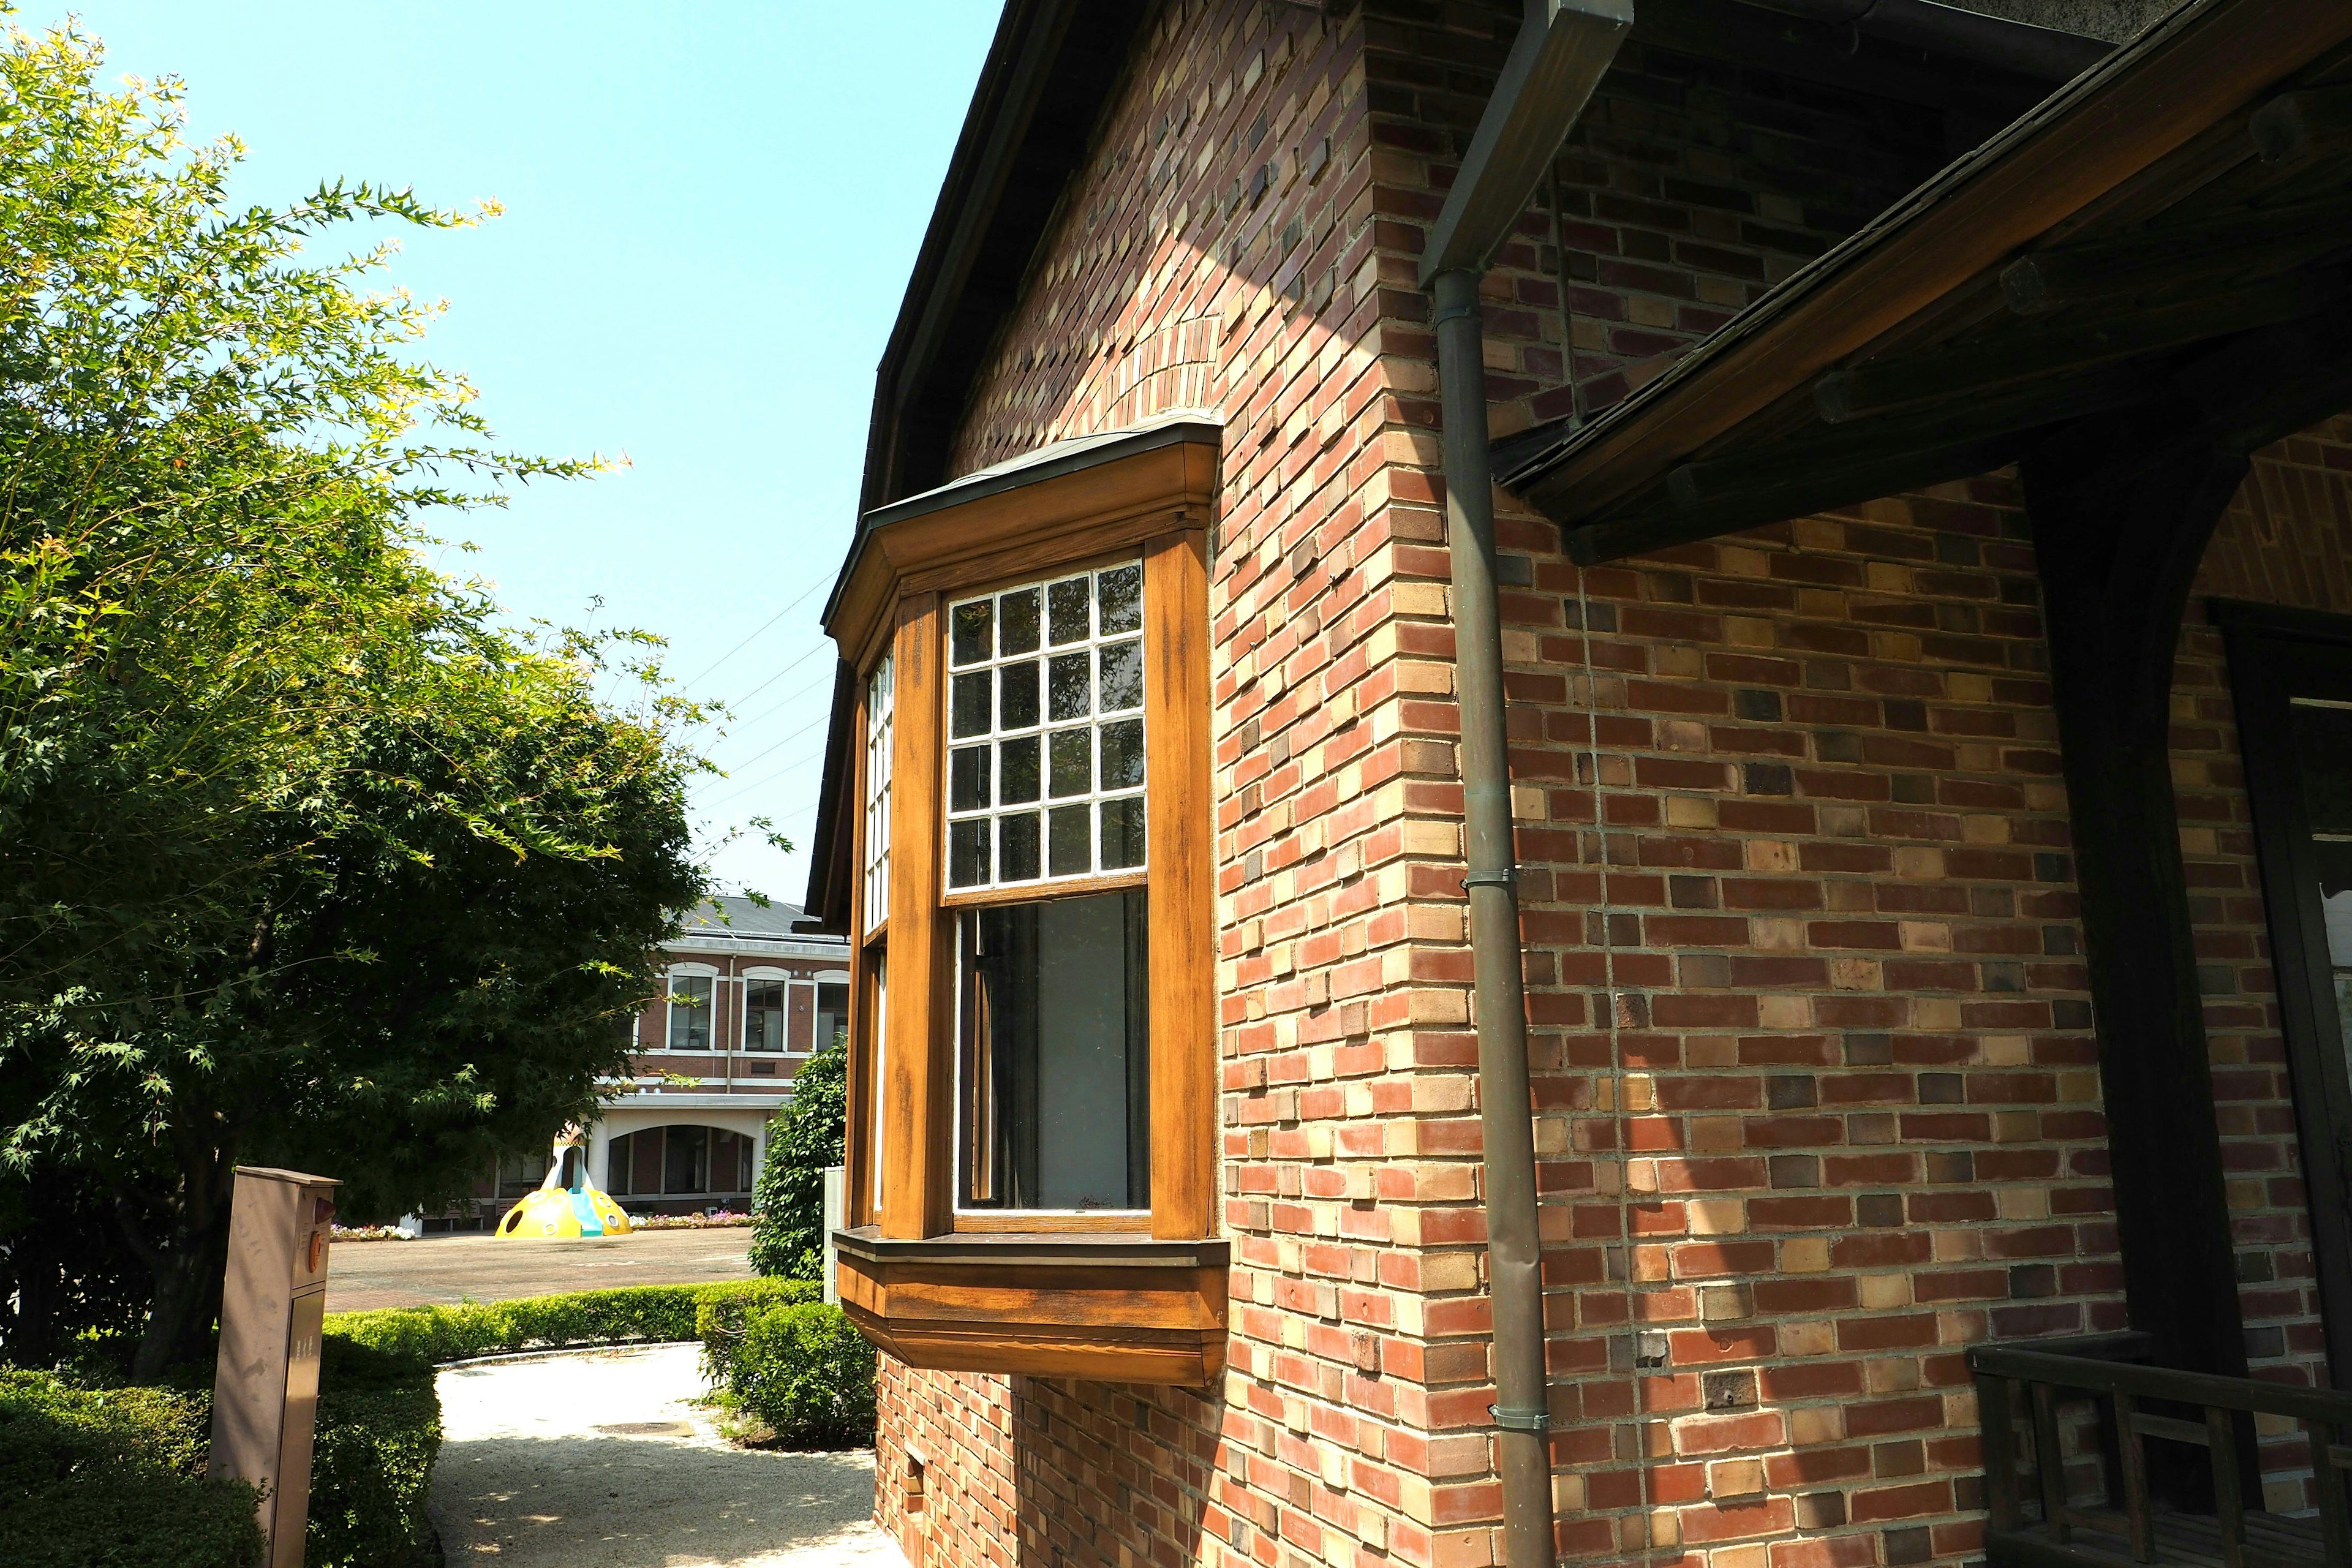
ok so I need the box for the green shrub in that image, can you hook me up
[749,1037,846,1278]
[693,1277,824,1385]
[326,1277,818,1364]
[309,1338,440,1568]
[725,1302,875,1448]
[0,1340,440,1568]
[0,1368,262,1568]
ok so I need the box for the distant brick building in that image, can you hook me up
[801,4,2352,1567]
[447,897,850,1227]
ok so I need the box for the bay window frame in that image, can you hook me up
[821,421,1223,1384]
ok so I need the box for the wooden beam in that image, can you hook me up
[2253,85,2352,164]
[1680,366,2146,497]
[2022,420,2251,1391]
[1998,190,2352,314]
[1566,437,2011,565]
[882,592,952,1240]
[1520,0,2352,523]
[1142,529,1215,1243]
[1812,274,2339,424]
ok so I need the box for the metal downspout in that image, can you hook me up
[1434,264,1556,1568]
[1419,6,1630,1563]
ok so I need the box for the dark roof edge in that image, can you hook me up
[1502,0,2224,505]
[856,1,1152,520]
[821,413,1224,633]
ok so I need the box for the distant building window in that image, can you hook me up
[496,1150,549,1199]
[666,974,714,1051]
[816,982,848,1054]
[606,1126,755,1197]
[612,1009,639,1047]
[865,656,894,931]
[743,978,788,1052]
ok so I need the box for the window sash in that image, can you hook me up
[941,562,1147,894]
[864,656,894,933]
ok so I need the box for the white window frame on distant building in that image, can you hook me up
[664,963,720,1052]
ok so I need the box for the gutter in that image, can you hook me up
[1731,0,2113,80]
[1419,4,1632,1565]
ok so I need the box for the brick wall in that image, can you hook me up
[1486,473,2123,1567]
[869,5,2352,1568]
[2171,413,2352,1508]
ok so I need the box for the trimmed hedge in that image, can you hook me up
[0,1339,440,1568]
[326,1276,819,1365]
[693,1277,823,1385]
[725,1301,876,1448]
[309,1338,442,1568]
[0,1369,260,1568]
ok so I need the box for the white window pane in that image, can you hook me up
[941,562,1148,894]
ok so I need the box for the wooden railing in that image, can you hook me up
[1970,1334,2352,1566]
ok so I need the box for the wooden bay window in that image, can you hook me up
[823,421,1224,1385]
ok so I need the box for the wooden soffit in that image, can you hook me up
[1501,0,2352,563]
[821,417,1221,671]
[832,1228,1230,1385]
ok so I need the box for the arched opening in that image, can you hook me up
[605,1125,756,1206]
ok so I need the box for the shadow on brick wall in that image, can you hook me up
[1012,1377,1225,1566]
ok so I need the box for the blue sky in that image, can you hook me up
[60,3,1001,908]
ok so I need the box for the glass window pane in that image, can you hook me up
[950,673,990,739]
[1100,797,1146,870]
[668,975,712,1051]
[1098,639,1142,713]
[1000,661,1041,730]
[1049,729,1091,798]
[1048,577,1090,644]
[949,745,991,812]
[1049,805,1091,877]
[665,1126,709,1194]
[950,600,992,666]
[1000,588,1041,655]
[1099,718,1144,790]
[816,983,848,1054]
[1049,652,1091,722]
[949,818,991,889]
[954,889,1149,1212]
[999,735,1041,804]
[745,979,786,1052]
[999,812,1041,882]
[1098,564,1142,636]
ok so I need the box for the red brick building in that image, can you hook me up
[445,897,849,1226]
[802,2,2352,1565]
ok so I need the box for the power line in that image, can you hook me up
[692,710,832,797]
[676,576,831,692]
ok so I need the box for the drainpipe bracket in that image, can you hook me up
[1463,868,1520,891]
[1490,1404,1557,1433]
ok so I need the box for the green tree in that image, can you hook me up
[0,15,707,1376]
[749,1038,847,1280]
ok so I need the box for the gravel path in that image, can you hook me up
[326,1229,753,1312]
[428,1343,897,1567]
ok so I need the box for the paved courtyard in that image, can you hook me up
[430,1343,896,1567]
[325,1227,755,1312]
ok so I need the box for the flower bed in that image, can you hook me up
[330,1223,414,1243]
[625,1208,752,1231]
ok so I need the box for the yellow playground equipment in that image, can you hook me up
[496,1128,631,1240]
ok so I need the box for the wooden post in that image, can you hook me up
[883,592,951,1238]
[2023,428,2252,1384]
[1144,527,1214,1242]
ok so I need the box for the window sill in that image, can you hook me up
[831,1227,1228,1385]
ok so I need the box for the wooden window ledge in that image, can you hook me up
[831,1227,1229,1385]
